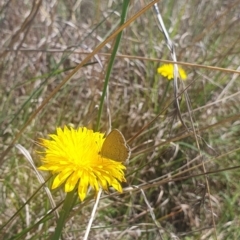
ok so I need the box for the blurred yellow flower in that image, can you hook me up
[157,64,187,80]
[39,126,126,201]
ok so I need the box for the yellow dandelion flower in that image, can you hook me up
[39,126,127,201]
[157,64,187,80]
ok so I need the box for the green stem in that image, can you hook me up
[158,80,171,113]
[95,0,130,131]
[52,189,77,240]
[51,2,130,239]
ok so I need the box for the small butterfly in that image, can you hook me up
[101,129,131,162]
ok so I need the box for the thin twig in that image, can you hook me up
[83,189,102,240]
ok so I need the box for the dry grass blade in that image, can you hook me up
[15,144,59,219]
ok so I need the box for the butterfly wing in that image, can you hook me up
[101,129,130,162]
